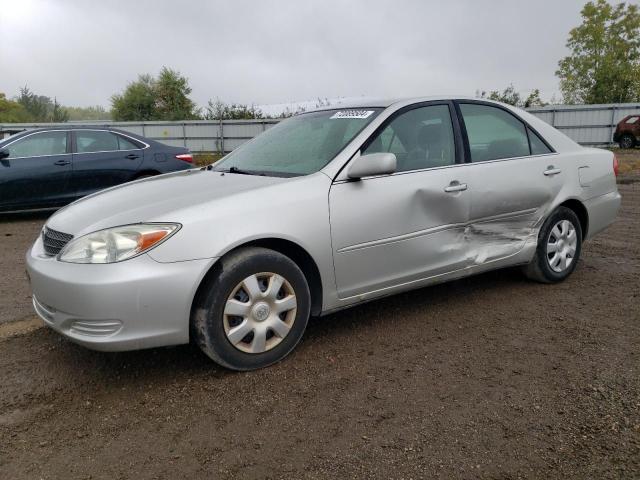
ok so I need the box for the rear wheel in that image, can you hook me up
[192,247,310,370]
[523,207,582,283]
[619,134,635,149]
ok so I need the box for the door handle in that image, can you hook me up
[444,181,467,193]
[125,154,140,160]
[53,159,71,166]
[544,166,562,176]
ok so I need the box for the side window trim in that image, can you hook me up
[72,129,148,154]
[359,100,464,167]
[454,100,556,163]
[525,126,533,155]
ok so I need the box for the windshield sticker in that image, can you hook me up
[330,110,375,119]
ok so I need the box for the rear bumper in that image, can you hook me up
[26,236,215,351]
[584,190,622,240]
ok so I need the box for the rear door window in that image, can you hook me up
[459,103,530,162]
[76,131,119,153]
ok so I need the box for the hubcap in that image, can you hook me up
[546,220,577,273]
[223,272,297,354]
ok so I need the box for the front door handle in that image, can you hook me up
[53,159,71,166]
[444,181,468,193]
[125,154,140,160]
[544,165,562,176]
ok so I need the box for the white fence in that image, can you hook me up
[527,103,640,146]
[0,119,280,153]
[2,102,640,151]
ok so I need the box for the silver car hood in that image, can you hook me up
[47,169,289,236]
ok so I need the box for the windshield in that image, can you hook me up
[214,108,382,176]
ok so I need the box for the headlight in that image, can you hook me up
[58,223,180,264]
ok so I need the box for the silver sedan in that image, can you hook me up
[26,97,621,370]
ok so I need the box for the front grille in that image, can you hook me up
[42,227,73,256]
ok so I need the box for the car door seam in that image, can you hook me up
[337,207,539,253]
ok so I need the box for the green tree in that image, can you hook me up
[476,85,546,108]
[523,89,546,108]
[486,84,522,106]
[111,68,200,121]
[557,0,640,104]
[17,86,50,121]
[51,98,69,122]
[16,86,69,122]
[0,93,31,122]
[111,74,157,121]
[204,98,264,120]
[155,67,199,120]
[66,105,111,121]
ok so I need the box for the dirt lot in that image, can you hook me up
[0,151,638,479]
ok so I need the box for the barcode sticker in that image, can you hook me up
[330,110,374,119]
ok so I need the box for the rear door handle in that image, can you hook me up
[444,181,467,193]
[125,154,140,160]
[53,159,71,166]
[544,166,562,176]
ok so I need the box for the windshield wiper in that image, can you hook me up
[223,166,265,176]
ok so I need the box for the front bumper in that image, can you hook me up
[26,236,215,352]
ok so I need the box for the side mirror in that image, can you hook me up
[0,149,8,160]
[347,152,397,180]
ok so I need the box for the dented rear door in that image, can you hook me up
[455,101,562,266]
[462,155,562,265]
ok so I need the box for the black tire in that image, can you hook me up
[192,247,311,371]
[619,134,636,149]
[523,206,583,284]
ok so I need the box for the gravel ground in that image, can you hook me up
[0,154,638,479]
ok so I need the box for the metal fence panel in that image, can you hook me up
[185,124,221,138]
[141,124,184,139]
[2,104,640,149]
[186,138,218,152]
[224,138,251,150]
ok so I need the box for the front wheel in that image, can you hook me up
[192,247,311,370]
[523,207,583,283]
[619,134,636,149]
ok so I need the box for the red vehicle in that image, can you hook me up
[614,114,640,148]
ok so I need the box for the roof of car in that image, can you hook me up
[307,95,480,112]
[13,125,133,133]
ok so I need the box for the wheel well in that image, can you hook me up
[134,169,161,179]
[192,239,324,317]
[560,199,589,238]
[244,239,323,316]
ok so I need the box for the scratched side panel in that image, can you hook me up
[462,155,563,265]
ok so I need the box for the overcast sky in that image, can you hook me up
[0,0,593,110]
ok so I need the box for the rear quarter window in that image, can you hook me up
[528,128,553,155]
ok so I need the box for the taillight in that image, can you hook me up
[176,153,193,163]
[613,154,619,177]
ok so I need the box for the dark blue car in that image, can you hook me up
[0,126,194,213]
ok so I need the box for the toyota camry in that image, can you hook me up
[26,97,621,370]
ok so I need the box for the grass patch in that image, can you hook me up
[193,153,225,167]
[601,147,640,175]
